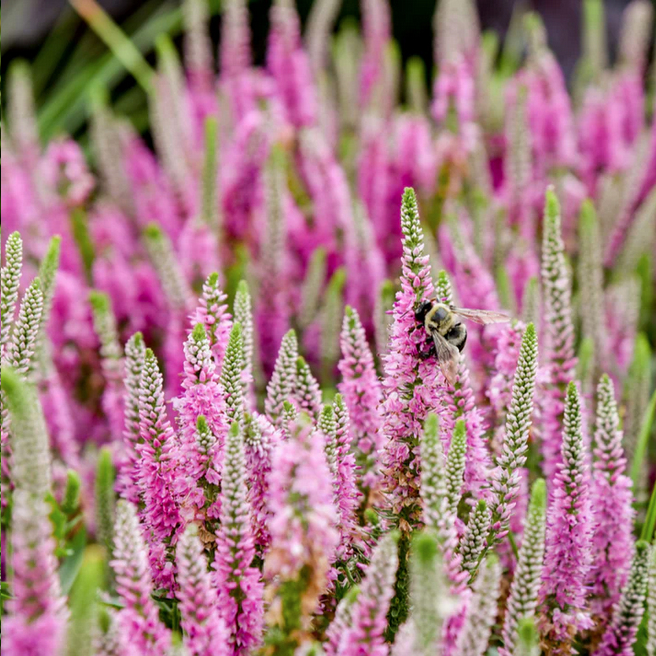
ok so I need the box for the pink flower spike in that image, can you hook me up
[539,382,594,649]
[589,374,635,622]
[111,500,172,656]
[244,412,281,552]
[264,419,339,640]
[267,0,318,128]
[137,348,183,592]
[336,531,400,656]
[213,422,264,655]
[177,525,230,656]
[1,492,68,656]
[338,305,384,508]
[189,272,233,373]
[539,188,577,480]
[381,187,445,532]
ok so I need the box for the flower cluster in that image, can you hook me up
[1,0,655,654]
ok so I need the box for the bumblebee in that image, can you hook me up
[414,300,510,385]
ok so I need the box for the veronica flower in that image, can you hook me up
[501,479,547,656]
[521,14,577,176]
[233,280,256,406]
[407,531,457,656]
[264,420,339,649]
[326,586,359,656]
[264,329,298,426]
[488,323,538,543]
[176,525,229,656]
[219,0,255,116]
[334,532,399,656]
[93,609,139,656]
[257,152,291,375]
[143,224,192,313]
[213,422,264,655]
[445,420,468,517]
[577,201,606,373]
[267,0,317,128]
[1,491,68,656]
[539,188,577,480]
[174,324,227,523]
[137,348,183,591]
[540,382,594,649]
[243,412,281,551]
[457,555,502,656]
[648,544,656,656]
[420,414,464,588]
[338,305,384,508]
[320,397,361,556]
[294,355,322,421]
[458,499,491,578]
[589,374,635,620]
[486,320,526,443]
[381,187,444,532]
[189,272,233,373]
[594,541,651,656]
[143,224,193,396]
[1,369,67,656]
[504,84,534,237]
[359,0,391,111]
[183,0,213,87]
[117,332,146,505]
[0,231,23,355]
[89,291,125,440]
[343,201,387,326]
[111,500,172,656]
[5,277,44,377]
[219,322,246,427]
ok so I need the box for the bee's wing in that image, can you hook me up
[431,330,459,386]
[451,307,510,325]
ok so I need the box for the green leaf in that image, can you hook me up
[641,481,656,542]
[630,389,656,489]
[1,581,12,600]
[70,209,95,282]
[61,470,82,515]
[47,492,68,542]
[59,527,88,595]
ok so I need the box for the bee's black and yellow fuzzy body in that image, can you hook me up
[414,300,468,353]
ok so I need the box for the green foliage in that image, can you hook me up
[70,209,95,282]
[95,446,116,555]
[264,566,314,656]
[62,470,82,515]
[201,116,219,229]
[631,390,656,490]
[385,532,411,642]
[38,235,62,313]
[299,247,327,330]
[67,548,105,656]
[517,617,540,656]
